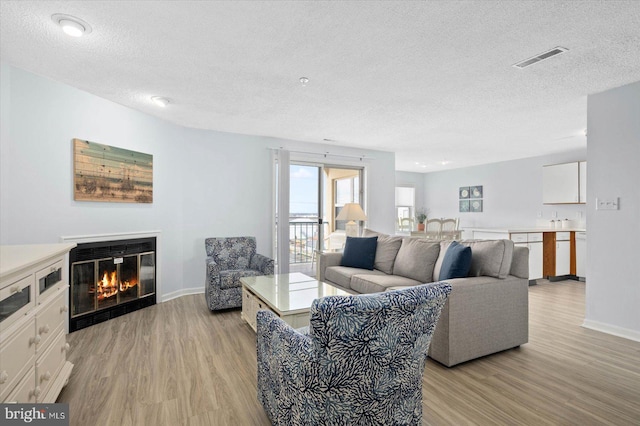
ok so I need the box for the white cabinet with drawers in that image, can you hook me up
[509,232,544,281]
[0,243,76,403]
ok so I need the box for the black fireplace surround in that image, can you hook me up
[69,237,156,332]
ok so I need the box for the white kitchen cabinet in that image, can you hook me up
[473,231,509,240]
[510,233,543,280]
[529,242,544,280]
[543,162,580,204]
[555,232,571,276]
[579,161,587,203]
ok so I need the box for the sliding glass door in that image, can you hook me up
[285,163,363,272]
[289,164,322,267]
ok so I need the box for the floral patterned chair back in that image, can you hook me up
[205,236,256,270]
[257,282,452,425]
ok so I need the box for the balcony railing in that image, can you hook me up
[289,220,318,264]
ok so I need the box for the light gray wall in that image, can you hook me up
[0,64,396,298]
[586,81,640,338]
[395,171,426,213]
[422,150,587,229]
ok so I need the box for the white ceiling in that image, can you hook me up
[2,1,639,172]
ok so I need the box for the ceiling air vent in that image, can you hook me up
[513,46,568,69]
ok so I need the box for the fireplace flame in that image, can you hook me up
[96,270,138,301]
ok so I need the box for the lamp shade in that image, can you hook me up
[336,203,368,221]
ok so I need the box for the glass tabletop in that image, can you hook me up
[241,272,350,315]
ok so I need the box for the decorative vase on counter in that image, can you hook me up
[418,223,425,231]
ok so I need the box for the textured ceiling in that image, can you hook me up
[1,1,640,172]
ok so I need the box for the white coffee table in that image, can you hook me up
[240,272,350,332]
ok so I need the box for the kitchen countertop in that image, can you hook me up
[465,227,586,233]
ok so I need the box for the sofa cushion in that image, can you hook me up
[341,236,378,270]
[392,238,440,283]
[434,240,514,280]
[361,229,403,274]
[325,266,386,290]
[350,273,423,294]
[439,241,472,280]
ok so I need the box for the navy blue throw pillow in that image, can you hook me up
[439,241,472,281]
[341,236,378,270]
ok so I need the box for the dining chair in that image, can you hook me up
[424,218,442,240]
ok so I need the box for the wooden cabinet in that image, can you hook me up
[543,162,580,204]
[0,244,75,403]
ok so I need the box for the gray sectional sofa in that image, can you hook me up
[317,229,529,367]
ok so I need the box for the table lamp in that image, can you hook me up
[336,203,368,237]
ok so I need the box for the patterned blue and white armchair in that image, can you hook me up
[257,282,452,425]
[205,236,274,311]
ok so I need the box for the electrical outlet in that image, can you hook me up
[551,211,557,218]
[537,211,543,218]
[576,211,583,219]
[596,197,619,210]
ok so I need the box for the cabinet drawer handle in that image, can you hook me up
[0,370,8,384]
[31,386,41,398]
[39,324,50,334]
[60,305,69,313]
[50,266,57,273]
[63,343,71,352]
[10,285,21,294]
[30,335,42,345]
[41,371,51,382]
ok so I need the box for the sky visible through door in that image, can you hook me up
[290,165,318,216]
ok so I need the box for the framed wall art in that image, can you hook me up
[470,199,483,212]
[459,187,470,199]
[470,185,483,199]
[459,200,470,212]
[73,138,153,203]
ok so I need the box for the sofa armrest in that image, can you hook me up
[428,276,528,367]
[206,256,222,289]
[206,256,219,272]
[317,252,343,282]
[251,253,275,275]
[510,245,529,279]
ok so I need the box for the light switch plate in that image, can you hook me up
[596,197,619,210]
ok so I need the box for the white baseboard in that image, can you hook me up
[582,319,640,342]
[161,287,204,302]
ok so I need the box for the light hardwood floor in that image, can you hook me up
[59,280,640,425]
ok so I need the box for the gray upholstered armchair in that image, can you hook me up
[205,236,274,311]
[257,282,452,425]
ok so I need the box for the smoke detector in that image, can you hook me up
[513,46,568,69]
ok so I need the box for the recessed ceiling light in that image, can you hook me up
[440,160,450,165]
[51,14,92,37]
[151,96,170,107]
[299,77,309,86]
